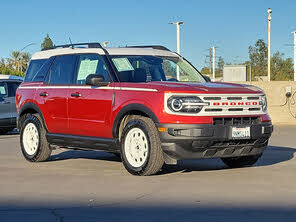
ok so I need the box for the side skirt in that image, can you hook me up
[46,133,119,151]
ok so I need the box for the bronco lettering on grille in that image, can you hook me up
[212,102,258,106]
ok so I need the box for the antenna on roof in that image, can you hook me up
[69,37,74,49]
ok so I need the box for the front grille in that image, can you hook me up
[213,117,261,125]
[198,94,264,116]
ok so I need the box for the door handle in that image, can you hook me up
[39,92,48,97]
[71,92,81,97]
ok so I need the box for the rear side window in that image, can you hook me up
[8,82,21,97]
[48,55,77,85]
[24,58,53,82]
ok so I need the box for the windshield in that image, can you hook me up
[110,55,206,83]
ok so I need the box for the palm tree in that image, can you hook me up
[0,58,5,67]
[20,52,31,72]
[7,51,21,71]
[7,51,31,72]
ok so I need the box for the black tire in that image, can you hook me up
[221,155,261,168]
[20,114,52,162]
[120,115,164,176]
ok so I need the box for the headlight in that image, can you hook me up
[167,96,209,113]
[260,95,267,112]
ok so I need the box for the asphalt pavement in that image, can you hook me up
[0,125,296,221]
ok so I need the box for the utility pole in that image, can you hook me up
[169,21,184,80]
[292,31,296,81]
[212,46,215,81]
[209,48,212,73]
[267,8,272,81]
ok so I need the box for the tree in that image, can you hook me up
[271,51,293,81]
[200,67,210,75]
[41,34,53,50]
[248,39,267,77]
[0,58,5,67]
[4,50,31,76]
[7,51,21,71]
[247,39,294,81]
[20,52,31,72]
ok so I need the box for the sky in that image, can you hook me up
[1,0,296,70]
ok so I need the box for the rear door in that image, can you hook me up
[0,82,11,126]
[37,55,77,134]
[68,54,114,138]
[7,81,21,125]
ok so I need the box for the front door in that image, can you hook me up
[68,54,114,138]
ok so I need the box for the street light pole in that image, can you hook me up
[20,43,36,52]
[267,8,272,81]
[169,21,184,80]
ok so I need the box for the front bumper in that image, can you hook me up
[157,121,273,160]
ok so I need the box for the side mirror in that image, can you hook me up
[86,74,109,86]
[203,75,211,82]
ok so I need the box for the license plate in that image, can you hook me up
[231,127,250,139]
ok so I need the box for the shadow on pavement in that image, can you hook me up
[49,145,296,175]
[0,204,295,222]
[50,150,122,163]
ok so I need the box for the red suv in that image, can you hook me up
[16,43,273,176]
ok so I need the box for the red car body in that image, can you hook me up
[16,45,273,174]
[16,81,271,138]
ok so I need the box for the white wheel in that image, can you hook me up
[22,123,39,156]
[124,127,149,168]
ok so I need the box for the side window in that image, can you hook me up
[0,82,8,98]
[48,55,76,85]
[24,59,52,82]
[76,54,108,85]
[8,82,21,97]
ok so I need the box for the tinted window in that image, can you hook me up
[76,54,109,85]
[8,82,21,97]
[111,55,206,83]
[48,55,76,85]
[0,82,8,97]
[25,59,52,82]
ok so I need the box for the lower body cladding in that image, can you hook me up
[157,121,273,160]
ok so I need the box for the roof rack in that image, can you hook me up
[43,42,103,51]
[126,45,170,51]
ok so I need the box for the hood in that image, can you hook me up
[145,81,263,94]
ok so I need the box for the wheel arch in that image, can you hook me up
[18,103,48,131]
[112,103,159,140]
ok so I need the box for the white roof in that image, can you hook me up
[31,47,178,60]
[0,74,24,80]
